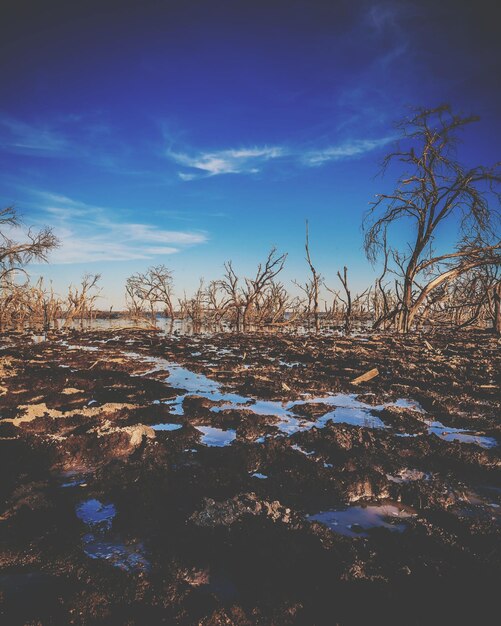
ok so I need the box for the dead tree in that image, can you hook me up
[0,207,59,331]
[178,279,206,330]
[205,280,230,327]
[125,277,145,320]
[493,282,501,335]
[336,267,353,334]
[219,249,287,330]
[218,261,242,329]
[304,221,321,332]
[65,274,101,328]
[0,207,58,283]
[334,267,370,334]
[125,265,175,325]
[241,248,287,328]
[364,105,501,333]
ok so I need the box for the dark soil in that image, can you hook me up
[0,328,500,625]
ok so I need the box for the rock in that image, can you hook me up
[123,424,156,447]
[190,492,295,527]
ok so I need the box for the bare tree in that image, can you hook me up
[304,220,321,332]
[364,105,501,333]
[0,207,59,331]
[0,207,59,282]
[241,248,287,327]
[218,248,287,330]
[64,274,101,328]
[125,265,175,325]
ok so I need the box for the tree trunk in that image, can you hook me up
[494,283,501,335]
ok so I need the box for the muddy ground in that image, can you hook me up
[0,328,500,625]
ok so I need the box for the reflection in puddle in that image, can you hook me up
[60,472,89,488]
[213,393,393,435]
[426,420,497,449]
[196,426,237,447]
[307,503,416,537]
[453,489,501,522]
[129,353,249,416]
[291,444,315,456]
[82,534,150,571]
[76,499,116,530]
[152,422,183,432]
[75,499,148,571]
[125,351,496,448]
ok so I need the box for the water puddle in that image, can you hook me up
[59,471,90,488]
[152,423,183,432]
[212,393,397,435]
[195,426,236,447]
[453,489,501,522]
[75,499,148,571]
[81,535,150,571]
[76,499,116,530]
[291,444,315,456]
[307,502,416,537]
[60,341,100,352]
[104,349,496,448]
[127,353,249,418]
[426,420,497,449]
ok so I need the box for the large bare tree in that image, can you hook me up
[364,105,500,333]
[0,206,58,281]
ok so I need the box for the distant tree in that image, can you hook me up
[364,105,500,333]
[219,248,287,330]
[304,221,321,333]
[125,265,175,323]
[65,273,101,327]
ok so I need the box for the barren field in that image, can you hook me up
[0,329,500,625]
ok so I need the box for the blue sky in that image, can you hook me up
[1,0,499,307]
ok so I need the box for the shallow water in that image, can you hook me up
[75,499,116,530]
[307,503,415,537]
[75,344,496,448]
[195,426,237,447]
[75,499,149,571]
[291,444,315,456]
[82,534,150,571]
[152,422,183,432]
[60,471,90,488]
[213,393,397,435]
[426,420,497,449]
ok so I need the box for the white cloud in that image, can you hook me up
[167,137,394,180]
[167,146,285,178]
[24,192,208,264]
[302,137,395,166]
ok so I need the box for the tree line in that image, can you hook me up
[1,106,499,334]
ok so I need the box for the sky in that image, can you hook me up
[1,0,500,308]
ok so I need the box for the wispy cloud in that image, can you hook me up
[0,116,69,156]
[166,137,393,180]
[26,191,208,264]
[167,146,285,178]
[302,137,395,166]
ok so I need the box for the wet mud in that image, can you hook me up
[0,328,500,625]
